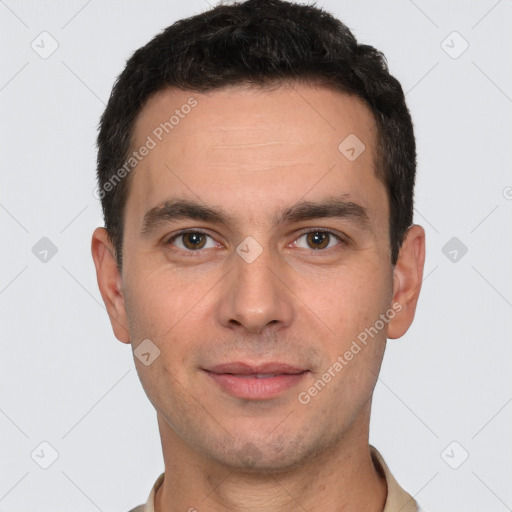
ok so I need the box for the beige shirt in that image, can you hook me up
[129,445,420,512]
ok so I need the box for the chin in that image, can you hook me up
[206,434,325,474]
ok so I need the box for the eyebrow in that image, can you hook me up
[140,196,370,235]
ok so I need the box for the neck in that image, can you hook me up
[154,408,387,512]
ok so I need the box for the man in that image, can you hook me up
[91,0,425,510]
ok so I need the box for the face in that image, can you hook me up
[92,83,425,472]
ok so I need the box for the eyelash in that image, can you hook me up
[165,228,346,254]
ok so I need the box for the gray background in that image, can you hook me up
[1,0,511,511]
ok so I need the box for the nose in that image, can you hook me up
[216,244,294,335]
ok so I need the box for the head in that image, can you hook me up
[92,0,425,473]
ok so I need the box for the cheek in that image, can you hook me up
[303,261,393,345]
[124,278,197,411]
[123,268,208,376]
[123,263,192,339]
[320,263,391,395]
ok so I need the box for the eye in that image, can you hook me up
[167,231,219,251]
[166,229,344,253]
[293,230,343,250]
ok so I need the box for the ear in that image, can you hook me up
[387,224,426,339]
[91,227,131,344]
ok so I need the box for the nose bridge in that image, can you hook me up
[217,241,293,333]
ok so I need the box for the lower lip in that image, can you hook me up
[205,371,308,400]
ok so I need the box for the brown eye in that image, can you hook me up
[306,232,329,249]
[169,232,216,251]
[182,233,206,250]
[294,230,342,250]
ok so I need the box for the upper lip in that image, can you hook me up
[205,362,308,375]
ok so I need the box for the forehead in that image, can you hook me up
[125,83,386,231]
[133,83,377,159]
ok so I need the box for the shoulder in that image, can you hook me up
[126,472,165,512]
[370,445,420,512]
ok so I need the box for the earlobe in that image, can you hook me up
[91,227,131,344]
[387,225,426,339]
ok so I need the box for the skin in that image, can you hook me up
[92,83,425,511]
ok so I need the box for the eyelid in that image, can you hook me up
[295,227,345,240]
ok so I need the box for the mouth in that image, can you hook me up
[203,362,310,400]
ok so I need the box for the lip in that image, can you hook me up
[207,362,307,375]
[204,362,309,400]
